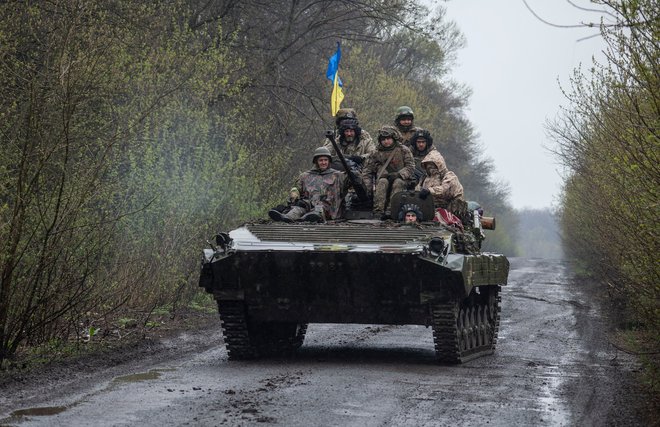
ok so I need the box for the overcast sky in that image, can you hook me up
[439,0,608,210]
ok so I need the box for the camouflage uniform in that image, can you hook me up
[322,111,375,166]
[415,149,464,210]
[397,126,421,148]
[394,106,420,147]
[362,126,415,215]
[289,166,349,220]
[409,129,437,184]
[322,128,375,163]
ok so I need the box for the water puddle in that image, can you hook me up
[112,368,176,384]
[11,406,68,417]
[537,365,571,426]
[2,367,177,424]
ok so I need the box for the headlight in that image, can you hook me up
[428,237,446,256]
[203,249,215,263]
[215,232,231,248]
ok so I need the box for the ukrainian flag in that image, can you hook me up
[326,42,344,116]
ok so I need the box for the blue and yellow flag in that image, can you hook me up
[326,42,344,117]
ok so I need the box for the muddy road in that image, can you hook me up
[0,258,644,426]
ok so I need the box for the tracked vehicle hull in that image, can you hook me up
[200,221,508,363]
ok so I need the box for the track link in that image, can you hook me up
[217,300,257,360]
[431,286,501,364]
[217,300,308,360]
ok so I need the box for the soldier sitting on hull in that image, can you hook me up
[394,106,420,147]
[409,129,443,187]
[361,126,415,220]
[269,147,349,223]
[415,148,465,214]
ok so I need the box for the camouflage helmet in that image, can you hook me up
[395,106,414,121]
[312,146,333,164]
[335,108,358,127]
[377,125,402,143]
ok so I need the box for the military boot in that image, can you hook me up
[268,209,293,223]
[300,212,322,223]
[282,205,306,221]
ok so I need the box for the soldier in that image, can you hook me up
[409,129,443,186]
[415,149,465,213]
[394,106,420,147]
[398,203,423,224]
[361,125,415,219]
[323,108,375,168]
[269,147,349,223]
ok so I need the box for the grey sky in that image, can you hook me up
[440,0,608,209]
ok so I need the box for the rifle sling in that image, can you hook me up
[376,151,397,180]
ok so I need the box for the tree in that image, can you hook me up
[549,0,659,326]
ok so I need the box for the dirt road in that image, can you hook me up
[0,258,645,426]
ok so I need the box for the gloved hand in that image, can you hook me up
[419,188,431,199]
[295,199,309,208]
[347,170,360,183]
[348,155,363,165]
[330,160,345,171]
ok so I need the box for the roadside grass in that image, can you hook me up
[574,270,659,424]
[610,326,660,422]
[189,292,217,314]
[0,295,218,373]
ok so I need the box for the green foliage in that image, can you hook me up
[0,0,160,359]
[552,1,659,397]
[188,292,217,314]
[117,318,138,329]
[550,0,659,336]
[0,0,274,361]
[145,321,161,329]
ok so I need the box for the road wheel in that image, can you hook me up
[431,285,502,364]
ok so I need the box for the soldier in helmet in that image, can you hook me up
[361,125,415,219]
[323,108,375,168]
[394,106,420,147]
[409,129,446,186]
[269,147,350,223]
[398,203,423,224]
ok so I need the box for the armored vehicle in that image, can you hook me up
[199,192,509,363]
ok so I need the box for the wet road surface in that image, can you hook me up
[0,258,640,426]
